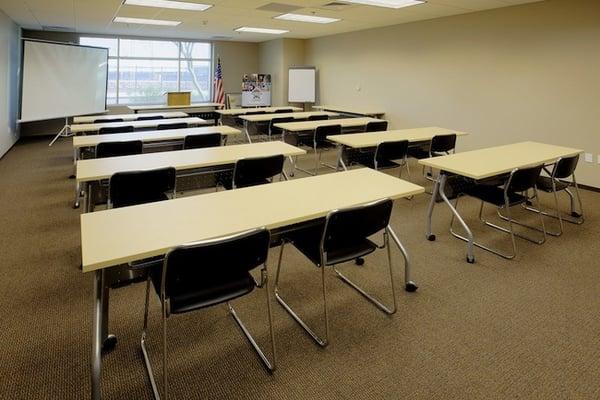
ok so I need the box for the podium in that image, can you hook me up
[166,91,191,106]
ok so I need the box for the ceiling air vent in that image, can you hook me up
[256,3,302,13]
[211,36,233,41]
[42,26,75,32]
[320,2,354,11]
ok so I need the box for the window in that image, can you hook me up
[80,37,212,105]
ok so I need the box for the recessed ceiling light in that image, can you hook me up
[274,13,341,24]
[113,16,182,26]
[341,0,425,9]
[123,0,213,11]
[235,27,289,35]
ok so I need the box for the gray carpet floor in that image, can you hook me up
[0,136,599,400]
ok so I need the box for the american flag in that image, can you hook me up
[213,57,225,106]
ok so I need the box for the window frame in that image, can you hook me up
[80,36,213,105]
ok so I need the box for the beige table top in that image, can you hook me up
[128,103,223,111]
[216,106,302,116]
[419,141,583,180]
[313,105,385,117]
[81,168,424,272]
[72,111,188,124]
[73,126,241,149]
[274,117,384,132]
[328,127,468,149]
[239,111,338,122]
[70,117,207,134]
[76,141,305,183]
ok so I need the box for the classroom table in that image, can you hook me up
[72,111,188,124]
[127,102,223,114]
[313,105,385,118]
[75,141,306,211]
[327,127,468,171]
[215,106,303,116]
[69,117,207,135]
[238,111,339,143]
[81,167,424,400]
[419,141,583,263]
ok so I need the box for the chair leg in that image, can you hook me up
[495,197,547,244]
[274,241,329,347]
[228,263,277,372]
[161,300,168,400]
[141,278,162,400]
[333,231,397,315]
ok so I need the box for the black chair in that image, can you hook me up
[95,140,143,159]
[269,117,294,140]
[365,121,388,132]
[183,133,222,150]
[244,110,267,115]
[450,165,546,259]
[308,114,329,121]
[524,154,584,235]
[356,140,410,178]
[95,118,123,123]
[274,108,293,113]
[98,126,134,135]
[108,167,176,209]
[275,199,396,347]
[222,154,285,190]
[157,122,188,130]
[141,228,276,400]
[408,133,457,160]
[137,115,165,121]
[296,124,342,175]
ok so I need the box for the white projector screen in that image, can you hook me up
[288,67,316,103]
[20,40,108,122]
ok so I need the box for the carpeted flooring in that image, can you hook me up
[0,136,599,400]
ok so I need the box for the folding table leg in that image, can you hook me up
[243,120,252,143]
[91,270,104,400]
[387,225,418,292]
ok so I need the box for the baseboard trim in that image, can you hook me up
[580,184,600,193]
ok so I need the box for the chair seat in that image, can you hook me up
[152,270,255,314]
[222,177,270,190]
[536,176,570,192]
[407,147,430,159]
[288,222,377,266]
[358,158,400,170]
[464,184,528,207]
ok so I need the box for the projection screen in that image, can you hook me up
[20,40,108,122]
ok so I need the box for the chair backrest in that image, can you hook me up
[183,133,222,150]
[96,140,143,159]
[308,114,329,121]
[108,167,176,208]
[95,118,123,123]
[137,115,165,121]
[314,124,341,145]
[157,122,188,130]
[233,154,285,188]
[430,134,457,154]
[98,126,134,135]
[158,228,270,305]
[365,121,388,132]
[553,154,579,179]
[269,117,294,133]
[507,165,544,193]
[274,108,293,113]
[244,110,266,116]
[375,140,409,164]
[321,199,393,254]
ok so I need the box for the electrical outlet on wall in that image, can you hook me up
[584,153,593,163]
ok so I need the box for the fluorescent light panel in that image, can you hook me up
[235,27,289,34]
[123,0,212,11]
[342,0,425,9]
[275,13,341,24]
[113,16,181,26]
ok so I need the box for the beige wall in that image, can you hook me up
[0,10,19,158]
[258,38,305,107]
[305,0,600,187]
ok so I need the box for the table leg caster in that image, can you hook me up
[355,257,365,266]
[73,202,80,209]
[69,174,75,179]
[571,211,582,218]
[466,256,475,264]
[405,282,418,292]
[427,234,436,241]
[102,335,118,354]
